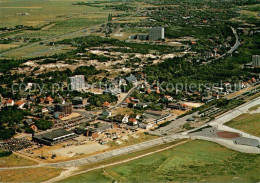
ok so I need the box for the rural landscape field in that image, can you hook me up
[0,0,260,182]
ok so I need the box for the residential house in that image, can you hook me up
[167,103,181,110]
[114,114,129,124]
[24,118,34,126]
[138,123,154,130]
[15,100,25,109]
[4,99,14,106]
[128,118,138,126]
[125,74,138,84]
[72,97,87,105]
[45,96,53,104]
[164,95,173,101]
[134,102,148,109]
[103,101,110,108]
[103,88,121,95]
[42,108,49,113]
[100,110,112,117]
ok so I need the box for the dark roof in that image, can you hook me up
[35,129,75,141]
[125,75,137,83]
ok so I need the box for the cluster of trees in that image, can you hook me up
[35,119,53,130]
[56,35,178,54]
[87,94,118,107]
[143,31,260,90]
[0,106,31,140]
[0,106,30,127]
[74,65,101,76]
[0,128,16,140]
[0,151,12,157]
[87,53,110,62]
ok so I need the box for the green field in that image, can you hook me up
[0,0,104,27]
[226,113,260,137]
[0,0,109,57]
[61,140,260,183]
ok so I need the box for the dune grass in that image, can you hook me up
[61,140,260,183]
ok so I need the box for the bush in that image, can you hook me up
[35,119,53,130]
[0,151,12,157]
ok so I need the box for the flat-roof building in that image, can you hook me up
[33,129,77,145]
[55,103,72,115]
[252,55,260,67]
[68,75,85,91]
[149,27,165,41]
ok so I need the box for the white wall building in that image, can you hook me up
[68,75,85,91]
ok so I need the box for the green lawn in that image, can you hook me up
[226,113,260,137]
[61,140,260,183]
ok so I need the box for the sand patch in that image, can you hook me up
[50,143,109,157]
[60,112,81,121]
[183,102,204,108]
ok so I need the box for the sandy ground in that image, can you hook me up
[61,113,81,121]
[50,143,109,158]
[183,102,204,108]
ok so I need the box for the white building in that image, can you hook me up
[252,55,260,67]
[68,75,85,91]
[149,27,165,41]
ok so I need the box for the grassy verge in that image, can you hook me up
[0,167,63,182]
[107,132,158,148]
[0,151,38,167]
[226,113,260,137]
[61,140,260,183]
[248,104,260,111]
[78,139,187,172]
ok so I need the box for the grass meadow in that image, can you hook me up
[226,113,260,137]
[61,140,260,183]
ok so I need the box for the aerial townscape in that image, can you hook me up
[0,0,260,182]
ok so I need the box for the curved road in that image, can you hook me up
[206,26,240,64]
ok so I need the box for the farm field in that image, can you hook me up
[226,113,260,137]
[61,140,260,183]
[0,167,63,182]
[5,44,73,58]
[0,43,19,50]
[0,0,110,58]
[0,0,104,27]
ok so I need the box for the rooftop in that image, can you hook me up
[34,129,75,141]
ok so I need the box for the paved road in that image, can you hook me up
[228,27,240,54]
[206,26,240,64]
[182,96,260,154]
[209,96,260,126]
[108,82,140,111]
[149,112,199,136]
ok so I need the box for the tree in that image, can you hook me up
[35,119,53,130]
[108,13,112,21]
